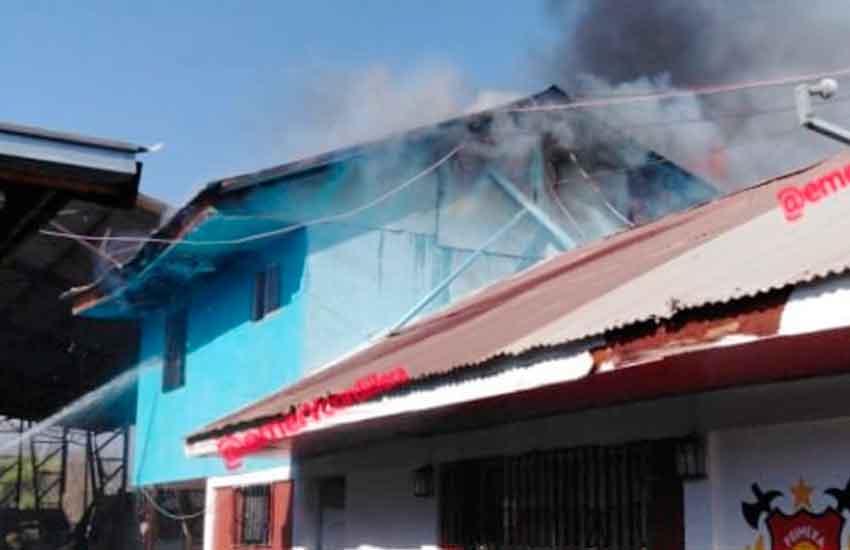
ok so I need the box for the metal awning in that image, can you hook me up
[0,121,159,429]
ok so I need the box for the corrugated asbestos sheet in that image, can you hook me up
[190,152,850,439]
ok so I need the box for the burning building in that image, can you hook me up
[69,85,720,549]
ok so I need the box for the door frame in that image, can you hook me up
[204,465,292,550]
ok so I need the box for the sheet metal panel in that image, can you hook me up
[0,132,138,174]
[504,153,850,355]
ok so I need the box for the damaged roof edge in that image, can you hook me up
[210,85,568,193]
[66,85,573,314]
[182,276,837,447]
[67,200,217,315]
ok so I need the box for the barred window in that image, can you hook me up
[439,441,682,550]
[237,484,271,546]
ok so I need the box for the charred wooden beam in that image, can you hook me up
[0,182,69,260]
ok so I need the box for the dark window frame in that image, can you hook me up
[236,484,272,546]
[251,264,282,322]
[163,306,188,392]
[438,440,683,550]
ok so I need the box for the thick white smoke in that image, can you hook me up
[284,62,522,160]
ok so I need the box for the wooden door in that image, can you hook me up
[213,482,293,550]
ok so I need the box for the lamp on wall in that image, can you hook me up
[674,435,707,480]
[412,465,435,498]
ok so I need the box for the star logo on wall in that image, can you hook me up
[791,478,815,510]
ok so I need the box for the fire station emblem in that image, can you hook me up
[741,478,850,550]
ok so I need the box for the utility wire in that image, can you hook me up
[610,93,850,131]
[38,124,804,257]
[510,66,850,113]
[48,221,122,269]
[140,487,206,521]
[37,66,850,253]
[39,144,463,250]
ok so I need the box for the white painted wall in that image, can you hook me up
[344,467,438,549]
[291,372,850,550]
[696,418,850,550]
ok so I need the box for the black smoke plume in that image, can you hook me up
[543,0,850,189]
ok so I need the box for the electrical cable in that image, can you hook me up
[38,123,805,259]
[140,487,206,520]
[48,221,122,269]
[510,66,850,113]
[607,93,850,131]
[38,144,463,249]
[36,66,850,253]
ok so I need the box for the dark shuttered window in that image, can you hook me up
[439,441,683,550]
[251,264,281,321]
[163,306,188,392]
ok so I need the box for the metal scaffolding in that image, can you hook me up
[83,426,130,507]
[0,416,129,514]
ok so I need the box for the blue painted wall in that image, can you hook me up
[132,231,306,486]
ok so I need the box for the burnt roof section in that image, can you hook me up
[211,86,569,192]
[0,121,148,153]
[186,152,850,442]
[66,86,573,313]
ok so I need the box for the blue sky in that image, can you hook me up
[1,1,555,204]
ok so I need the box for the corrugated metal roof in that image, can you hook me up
[190,152,850,441]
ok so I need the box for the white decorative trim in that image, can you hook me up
[780,272,850,336]
[203,465,291,550]
[207,465,291,488]
[186,350,595,459]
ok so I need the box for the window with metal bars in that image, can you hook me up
[163,306,188,392]
[251,264,281,322]
[439,440,682,550]
[237,484,272,546]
